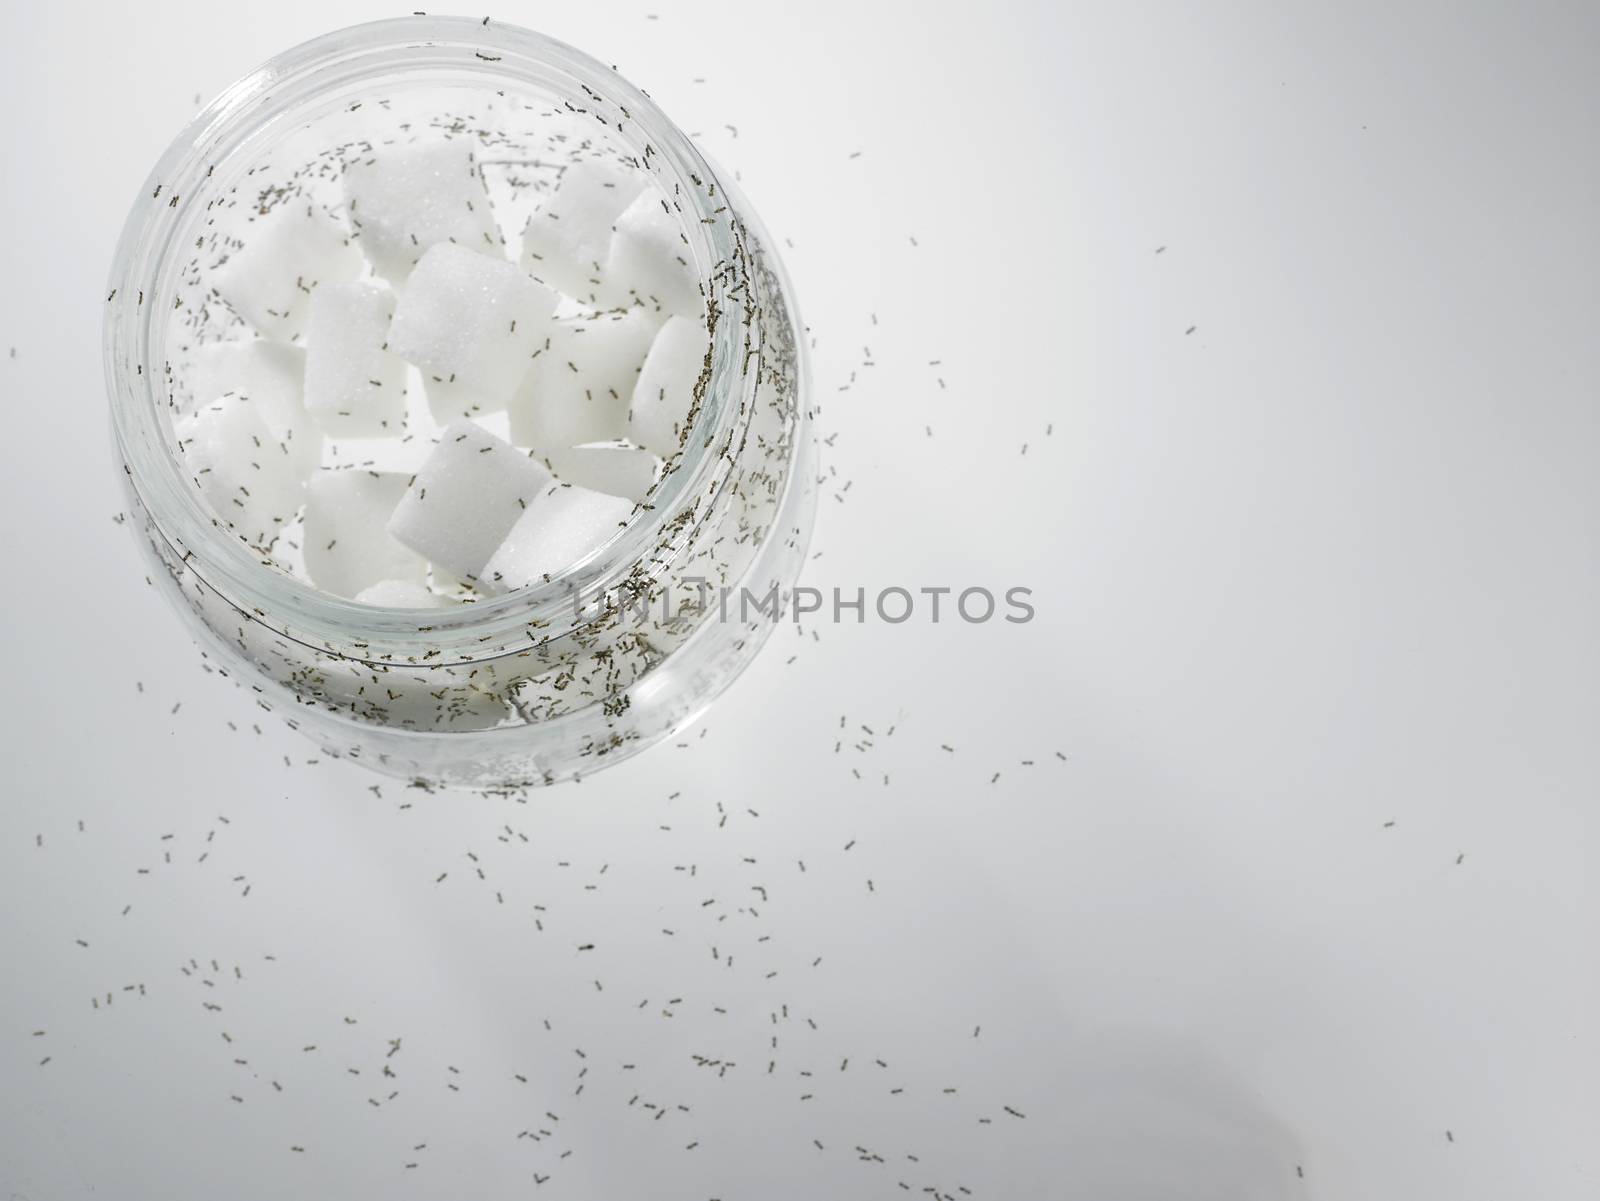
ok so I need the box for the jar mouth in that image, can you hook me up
[105,16,745,663]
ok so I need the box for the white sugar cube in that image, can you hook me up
[482,484,636,592]
[541,440,662,504]
[343,137,500,281]
[354,579,449,609]
[210,203,362,338]
[186,341,321,482]
[177,395,306,549]
[187,341,302,427]
[599,190,702,319]
[506,310,655,449]
[319,366,447,472]
[387,244,557,420]
[303,469,426,598]
[520,157,646,302]
[303,282,407,437]
[629,316,711,458]
[385,420,553,581]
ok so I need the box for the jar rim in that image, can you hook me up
[105,15,747,665]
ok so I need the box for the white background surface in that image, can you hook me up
[1,2,1596,1199]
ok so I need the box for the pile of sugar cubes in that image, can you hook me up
[175,130,711,608]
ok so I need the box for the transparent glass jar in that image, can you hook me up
[104,17,816,789]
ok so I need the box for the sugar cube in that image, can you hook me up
[520,157,646,302]
[186,340,301,425]
[303,469,426,598]
[319,366,447,472]
[185,340,321,482]
[303,282,407,437]
[629,315,712,458]
[541,440,662,504]
[177,395,307,549]
[385,420,553,581]
[387,244,557,420]
[210,203,362,338]
[506,310,655,449]
[598,189,702,319]
[343,137,500,281]
[481,484,636,592]
[354,579,449,609]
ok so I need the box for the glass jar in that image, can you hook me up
[104,16,816,789]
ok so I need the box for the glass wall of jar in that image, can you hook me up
[105,18,816,788]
